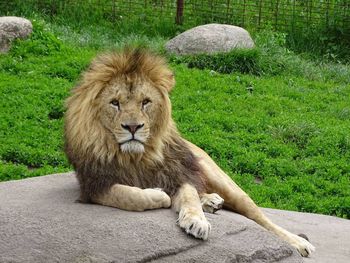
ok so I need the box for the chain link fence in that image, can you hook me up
[1,0,349,33]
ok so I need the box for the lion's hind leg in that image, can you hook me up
[186,140,315,257]
[203,162,315,256]
[200,193,224,213]
[173,184,211,240]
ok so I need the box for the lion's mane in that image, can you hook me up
[64,48,206,202]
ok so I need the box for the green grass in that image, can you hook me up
[2,0,349,62]
[0,18,349,218]
[172,67,350,218]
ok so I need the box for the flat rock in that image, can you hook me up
[0,173,349,262]
[0,16,32,53]
[165,24,254,55]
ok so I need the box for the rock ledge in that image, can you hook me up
[0,173,349,262]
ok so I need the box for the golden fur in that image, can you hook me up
[64,48,315,257]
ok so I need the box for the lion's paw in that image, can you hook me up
[177,209,211,240]
[200,193,224,213]
[143,188,171,208]
[289,233,315,257]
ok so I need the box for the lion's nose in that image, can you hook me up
[121,123,144,135]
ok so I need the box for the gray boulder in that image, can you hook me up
[0,16,33,53]
[165,24,254,55]
[0,173,349,262]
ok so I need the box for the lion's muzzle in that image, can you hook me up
[121,123,144,135]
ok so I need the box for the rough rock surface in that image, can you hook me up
[165,23,254,55]
[0,16,32,53]
[0,173,349,263]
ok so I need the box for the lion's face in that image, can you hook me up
[65,49,175,164]
[98,77,166,154]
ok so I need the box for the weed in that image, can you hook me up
[171,48,261,75]
[11,19,62,57]
[269,122,320,149]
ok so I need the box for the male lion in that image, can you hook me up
[64,48,315,257]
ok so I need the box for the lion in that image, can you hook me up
[64,48,315,257]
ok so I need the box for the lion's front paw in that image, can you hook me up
[143,188,171,208]
[200,193,224,213]
[177,209,211,240]
[289,233,315,257]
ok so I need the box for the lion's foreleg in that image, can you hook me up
[173,183,211,240]
[93,184,171,212]
[186,140,315,257]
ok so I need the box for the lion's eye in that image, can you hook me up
[110,99,119,108]
[142,99,151,106]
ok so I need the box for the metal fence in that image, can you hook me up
[1,0,349,32]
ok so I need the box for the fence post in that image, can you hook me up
[307,0,312,28]
[226,0,231,23]
[325,0,330,27]
[176,0,184,25]
[292,0,296,32]
[242,0,246,27]
[112,0,116,21]
[50,0,55,18]
[274,0,280,30]
[258,0,262,28]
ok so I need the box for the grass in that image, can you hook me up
[172,68,350,218]
[0,18,349,218]
[2,0,349,63]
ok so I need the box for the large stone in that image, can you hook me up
[0,173,349,262]
[165,24,255,55]
[0,16,33,53]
